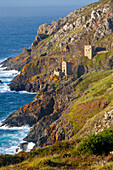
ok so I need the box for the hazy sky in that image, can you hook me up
[0,0,99,7]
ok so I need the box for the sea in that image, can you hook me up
[0,1,98,155]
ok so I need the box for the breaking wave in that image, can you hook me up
[0,125,30,130]
[0,62,36,154]
[0,126,30,155]
[0,64,19,93]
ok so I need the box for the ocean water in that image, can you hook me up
[0,5,82,155]
[0,66,36,154]
[0,2,98,154]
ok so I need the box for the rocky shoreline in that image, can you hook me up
[0,0,113,151]
[0,74,82,150]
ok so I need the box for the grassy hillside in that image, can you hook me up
[0,69,113,169]
[44,69,113,142]
[67,69,113,135]
[1,130,113,169]
[0,0,113,169]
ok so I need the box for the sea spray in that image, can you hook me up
[0,65,36,154]
[16,141,35,154]
[0,4,80,155]
[0,64,19,93]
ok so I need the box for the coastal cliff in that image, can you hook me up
[1,0,113,151]
[1,0,113,92]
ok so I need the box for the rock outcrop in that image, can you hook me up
[1,93,55,127]
[2,76,82,127]
[0,0,113,150]
[1,0,112,93]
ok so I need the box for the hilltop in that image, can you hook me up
[0,0,113,169]
[1,0,113,92]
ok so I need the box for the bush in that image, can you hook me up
[76,129,113,155]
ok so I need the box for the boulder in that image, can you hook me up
[91,10,98,19]
[63,23,70,31]
[37,23,51,35]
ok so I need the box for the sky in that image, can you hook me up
[0,0,99,7]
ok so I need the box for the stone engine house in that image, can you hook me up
[62,61,72,75]
[84,45,95,59]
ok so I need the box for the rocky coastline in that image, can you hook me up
[0,0,113,151]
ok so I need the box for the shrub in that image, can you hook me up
[76,129,113,155]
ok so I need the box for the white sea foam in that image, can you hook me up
[6,146,21,155]
[0,60,36,154]
[27,142,35,151]
[0,66,7,70]
[0,83,10,93]
[0,70,19,78]
[0,125,30,155]
[0,65,36,94]
[0,125,30,130]
[0,78,12,82]
[14,147,22,154]
[0,63,20,93]
[0,60,37,95]
[15,141,35,154]
[19,90,37,94]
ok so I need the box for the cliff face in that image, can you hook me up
[1,0,113,93]
[2,76,82,127]
[24,69,113,148]
[1,0,113,149]
[1,93,55,127]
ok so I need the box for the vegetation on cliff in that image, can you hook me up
[1,65,113,169]
[1,0,113,92]
[1,129,113,169]
[0,0,113,169]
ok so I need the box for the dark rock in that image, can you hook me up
[1,0,113,150]
[0,80,3,84]
[77,65,85,78]
[1,94,55,127]
[32,34,49,46]
[24,111,62,147]
[20,142,28,151]
[10,74,26,91]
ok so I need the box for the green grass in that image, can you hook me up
[63,69,113,136]
[75,69,113,96]
[1,130,113,169]
[1,0,113,169]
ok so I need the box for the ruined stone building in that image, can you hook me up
[84,45,95,59]
[54,68,62,76]
[62,61,72,75]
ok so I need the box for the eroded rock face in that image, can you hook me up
[1,93,55,127]
[0,0,113,150]
[1,54,32,71]
[31,99,109,148]
[24,111,62,146]
[23,77,83,147]
[32,34,49,46]
[38,24,52,35]
[24,98,110,148]
[1,76,82,149]
[1,0,113,81]
[37,17,66,36]
[10,74,40,92]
